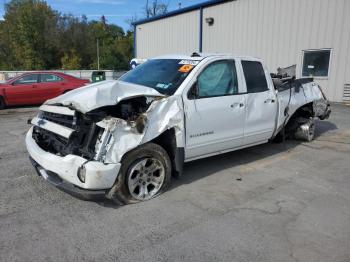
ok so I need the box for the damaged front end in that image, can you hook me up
[32,96,158,162]
[26,82,184,196]
[93,95,184,164]
[32,108,102,160]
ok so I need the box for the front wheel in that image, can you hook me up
[108,143,172,204]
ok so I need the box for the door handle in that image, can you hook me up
[230,103,245,108]
[264,99,275,104]
[32,85,37,88]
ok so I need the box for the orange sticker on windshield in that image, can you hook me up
[179,64,194,73]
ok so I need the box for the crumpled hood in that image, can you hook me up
[45,80,164,113]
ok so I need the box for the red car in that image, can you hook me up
[0,72,90,109]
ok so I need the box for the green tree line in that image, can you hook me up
[0,0,134,71]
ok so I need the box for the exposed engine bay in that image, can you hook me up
[32,96,160,161]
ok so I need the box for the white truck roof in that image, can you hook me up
[153,53,261,61]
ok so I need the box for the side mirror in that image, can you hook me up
[188,82,199,99]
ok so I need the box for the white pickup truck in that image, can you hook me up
[26,53,331,204]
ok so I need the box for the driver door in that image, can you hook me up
[184,60,246,160]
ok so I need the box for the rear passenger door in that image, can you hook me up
[37,74,65,102]
[241,60,277,144]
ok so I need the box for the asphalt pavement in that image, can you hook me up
[0,104,350,262]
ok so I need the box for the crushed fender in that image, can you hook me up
[94,96,184,164]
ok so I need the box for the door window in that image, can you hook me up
[198,60,238,97]
[14,74,39,85]
[41,74,63,83]
[241,61,268,93]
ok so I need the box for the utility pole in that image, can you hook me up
[146,0,149,18]
[96,38,100,70]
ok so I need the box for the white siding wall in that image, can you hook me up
[202,0,350,102]
[136,11,200,59]
[135,0,350,102]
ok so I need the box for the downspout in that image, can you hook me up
[199,7,203,53]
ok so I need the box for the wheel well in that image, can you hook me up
[151,128,184,177]
[290,102,314,119]
[285,102,314,134]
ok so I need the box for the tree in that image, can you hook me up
[0,20,16,70]
[145,0,168,18]
[125,15,138,32]
[89,17,126,70]
[61,49,81,70]
[0,0,134,71]
[57,14,95,69]
[3,0,60,70]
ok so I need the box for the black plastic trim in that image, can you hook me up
[174,147,185,177]
[29,157,107,201]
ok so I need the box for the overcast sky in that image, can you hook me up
[0,0,206,31]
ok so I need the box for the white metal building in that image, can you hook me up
[133,0,350,102]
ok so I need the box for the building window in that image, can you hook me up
[302,49,331,77]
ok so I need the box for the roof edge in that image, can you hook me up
[133,0,235,26]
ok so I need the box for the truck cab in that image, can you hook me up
[26,53,331,204]
[180,55,278,160]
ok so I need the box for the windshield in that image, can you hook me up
[120,59,198,95]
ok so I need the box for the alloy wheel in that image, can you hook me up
[127,158,165,201]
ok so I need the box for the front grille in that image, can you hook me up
[33,110,103,160]
[41,111,75,129]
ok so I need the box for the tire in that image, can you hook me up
[108,143,172,205]
[130,62,137,69]
[294,118,315,142]
[0,96,6,110]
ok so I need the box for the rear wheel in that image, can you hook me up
[294,118,315,142]
[108,143,172,204]
[0,96,6,110]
